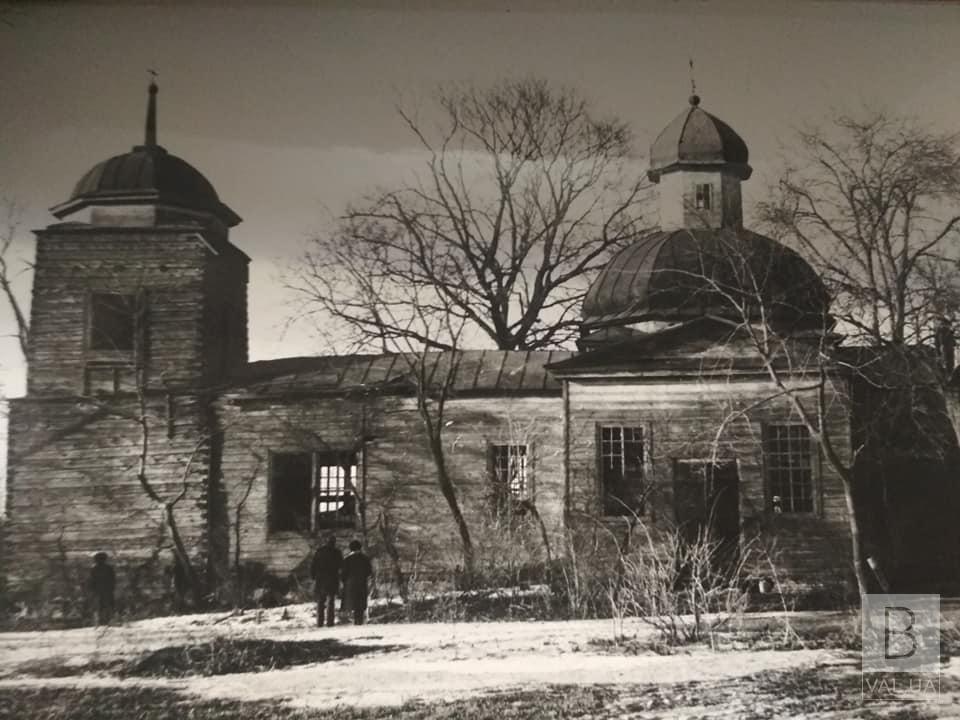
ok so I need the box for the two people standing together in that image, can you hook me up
[310,536,372,627]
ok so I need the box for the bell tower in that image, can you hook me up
[27,81,249,396]
[5,81,248,607]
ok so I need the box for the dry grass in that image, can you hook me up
[0,685,617,720]
[0,667,949,719]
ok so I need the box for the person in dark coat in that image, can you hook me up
[310,535,343,627]
[89,552,115,625]
[341,540,373,625]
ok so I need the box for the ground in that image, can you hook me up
[0,604,958,719]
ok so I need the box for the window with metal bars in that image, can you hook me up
[490,444,527,513]
[763,424,814,513]
[599,425,645,516]
[268,451,357,533]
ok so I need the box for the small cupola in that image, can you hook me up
[647,95,752,231]
[50,81,241,230]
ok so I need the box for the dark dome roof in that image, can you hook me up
[53,83,240,227]
[649,96,751,181]
[62,145,240,226]
[582,228,829,329]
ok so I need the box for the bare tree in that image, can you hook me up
[230,452,261,606]
[654,230,872,598]
[73,290,213,608]
[760,111,960,349]
[401,321,476,578]
[757,113,960,595]
[0,197,30,360]
[333,272,478,576]
[291,78,650,353]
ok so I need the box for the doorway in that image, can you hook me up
[673,460,741,562]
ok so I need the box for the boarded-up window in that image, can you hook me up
[268,451,357,534]
[599,425,645,515]
[695,183,712,210]
[90,293,137,351]
[490,444,527,513]
[764,424,814,513]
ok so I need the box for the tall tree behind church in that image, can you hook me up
[291,78,650,352]
[760,111,960,354]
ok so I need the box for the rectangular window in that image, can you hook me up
[490,444,528,512]
[695,183,712,210]
[84,364,136,394]
[599,425,645,515]
[764,424,814,513]
[90,293,138,351]
[268,451,358,534]
[269,452,313,532]
[315,453,358,530]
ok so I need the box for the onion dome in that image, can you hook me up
[648,95,752,182]
[581,228,829,330]
[52,81,240,227]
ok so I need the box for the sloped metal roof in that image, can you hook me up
[225,349,573,397]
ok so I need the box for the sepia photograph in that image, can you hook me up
[1,1,959,717]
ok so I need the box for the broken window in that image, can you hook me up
[268,451,358,534]
[695,183,712,210]
[599,425,646,515]
[490,444,528,513]
[314,453,358,530]
[89,293,139,351]
[763,424,814,513]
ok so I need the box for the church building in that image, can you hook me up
[4,85,955,613]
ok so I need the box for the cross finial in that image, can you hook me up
[688,59,700,106]
[145,70,158,147]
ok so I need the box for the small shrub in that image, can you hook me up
[609,522,751,646]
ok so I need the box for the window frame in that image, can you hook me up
[488,442,532,514]
[87,291,140,353]
[267,449,360,536]
[83,362,137,395]
[595,423,652,517]
[313,451,359,531]
[267,450,314,534]
[761,422,821,516]
[695,183,713,211]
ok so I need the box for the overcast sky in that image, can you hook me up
[2,0,960,399]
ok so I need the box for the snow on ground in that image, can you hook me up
[190,639,830,709]
[0,604,957,715]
